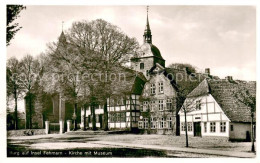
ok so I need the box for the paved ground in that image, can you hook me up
[7,132,256,158]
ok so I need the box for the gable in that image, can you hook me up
[141,72,177,98]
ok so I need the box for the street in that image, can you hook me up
[7,132,256,158]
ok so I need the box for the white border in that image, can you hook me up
[1,1,259,163]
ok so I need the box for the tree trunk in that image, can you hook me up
[73,103,77,131]
[42,113,45,129]
[251,113,255,152]
[29,93,32,129]
[14,89,18,130]
[83,105,86,131]
[184,109,189,147]
[91,104,97,131]
[103,101,109,131]
[148,111,151,134]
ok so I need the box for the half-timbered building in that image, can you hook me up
[179,78,256,140]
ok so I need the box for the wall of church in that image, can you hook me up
[131,57,154,79]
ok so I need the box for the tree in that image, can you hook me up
[168,63,197,75]
[7,57,23,130]
[19,54,39,129]
[6,5,26,46]
[178,91,201,147]
[46,33,86,131]
[233,84,256,152]
[33,53,53,128]
[61,19,139,131]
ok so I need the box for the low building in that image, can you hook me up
[179,78,256,140]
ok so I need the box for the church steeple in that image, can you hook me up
[58,21,67,45]
[143,6,152,43]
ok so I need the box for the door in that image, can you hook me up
[194,122,201,137]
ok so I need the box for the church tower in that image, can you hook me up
[131,6,165,79]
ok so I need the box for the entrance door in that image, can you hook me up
[194,122,201,137]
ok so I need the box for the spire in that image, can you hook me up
[58,21,67,45]
[143,6,152,43]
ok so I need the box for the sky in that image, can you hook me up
[7,5,256,81]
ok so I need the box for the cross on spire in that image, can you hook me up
[62,21,64,32]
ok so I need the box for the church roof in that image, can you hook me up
[187,78,256,122]
[138,43,164,60]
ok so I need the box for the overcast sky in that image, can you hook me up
[7,5,256,81]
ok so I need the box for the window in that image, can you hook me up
[138,121,143,129]
[181,122,185,131]
[121,112,126,122]
[151,117,157,129]
[159,82,164,93]
[150,101,155,112]
[166,99,172,110]
[116,113,121,122]
[150,84,156,95]
[196,100,201,110]
[220,122,226,132]
[161,118,165,128]
[140,63,144,69]
[158,118,164,129]
[167,117,172,129]
[210,122,216,132]
[143,101,148,112]
[231,125,234,131]
[159,100,164,111]
[144,118,149,129]
[188,122,192,131]
[204,122,207,133]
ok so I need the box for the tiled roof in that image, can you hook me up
[187,78,256,122]
[187,79,210,97]
[110,66,146,96]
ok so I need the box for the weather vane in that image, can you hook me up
[147,6,149,13]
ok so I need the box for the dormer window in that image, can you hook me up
[140,63,144,69]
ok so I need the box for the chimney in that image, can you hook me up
[205,68,210,75]
[225,76,233,81]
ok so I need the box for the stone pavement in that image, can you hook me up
[91,141,256,158]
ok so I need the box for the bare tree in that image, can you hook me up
[19,54,39,129]
[65,19,139,130]
[7,57,23,129]
[179,94,201,147]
